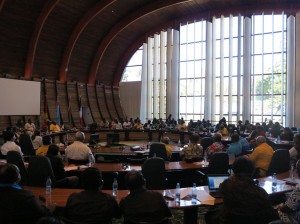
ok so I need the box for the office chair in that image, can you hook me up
[206,152,230,175]
[266,149,290,176]
[149,143,167,161]
[27,156,56,187]
[142,157,167,190]
[6,151,28,185]
[19,133,35,156]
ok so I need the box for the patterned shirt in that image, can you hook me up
[180,143,203,161]
[279,185,300,224]
[206,142,226,160]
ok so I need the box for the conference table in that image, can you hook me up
[25,170,297,224]
[64,160,212,173]
[24,185,217,224]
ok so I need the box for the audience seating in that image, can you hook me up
[266,149,290,176]
[149,143,168,161]
[19,133,35,156]
[201,137,214,156]
[142,157,167,190]
[27,156,56,187]
[7,151,28,185]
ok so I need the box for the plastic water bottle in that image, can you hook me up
[46,176,52,195]
[276,135,280,143]
[272,173,277,192]
[178,139,181,147]
[112,178,118,197]
[191,183,197,204]
[88,154,93,167]
[175,182,180,204]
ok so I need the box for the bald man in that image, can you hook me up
[248,136,274,177]
[65,131,95,164]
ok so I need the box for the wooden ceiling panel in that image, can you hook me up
[0,0,299,85]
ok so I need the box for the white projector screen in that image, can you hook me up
[0,78,41,115]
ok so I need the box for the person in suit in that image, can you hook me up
[64,167,120,224]
[120,170,172,223]
[0,163,49,224]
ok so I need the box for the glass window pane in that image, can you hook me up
[187,62,194,78]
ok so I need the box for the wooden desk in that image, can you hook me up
[24,186,214,224]
[65,161,208,173]
[257,171,295,194]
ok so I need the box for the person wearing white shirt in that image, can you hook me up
[65,131,95,163]
[1,131,23,156]
[31,130,43,150]
[24,119,36,136]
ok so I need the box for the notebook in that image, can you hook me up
[207,174,229,198]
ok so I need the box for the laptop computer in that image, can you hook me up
[207,174,229,198]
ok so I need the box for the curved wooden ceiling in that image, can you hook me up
[0,0,299,86]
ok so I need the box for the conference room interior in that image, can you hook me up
[1,1,300,224]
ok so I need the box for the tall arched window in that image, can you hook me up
[122,12,289,126]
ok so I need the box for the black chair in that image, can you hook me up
[197,152,230,185]
[266,149,290,176]
[27,156,56,187]
[201,137,214,157]
[142,157,167,190]
[201,137,214,151]
[149,143,167,161]
[19,133,35,156]
[6,151,28,185]
[206,152,230,175]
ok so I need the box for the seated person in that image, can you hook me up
[239,135,251,153]
[0,130,23,157]
[161,137,172,160]
[46,144,78,188]
[180,133,203,162]
[65,131,95,164]
[205,157,278,224]
[120,170,172,223]
[280,127,294,141]
[24,119,36,136]
[36,135,52,156]
[206,133,227,160]
[227,133,242,157]
[277,159,300,224]
[32,130,43,150]
[64,167,120,224]
[218,124,229,136]
[248,136,274,177]
[49,121,61,133]
[0,163,49,223]
[289,133,300,166]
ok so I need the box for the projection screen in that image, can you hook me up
[0,78,41,115]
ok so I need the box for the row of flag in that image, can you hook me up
[43,94,84,126]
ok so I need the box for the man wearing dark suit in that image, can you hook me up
[0,163,49,224]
